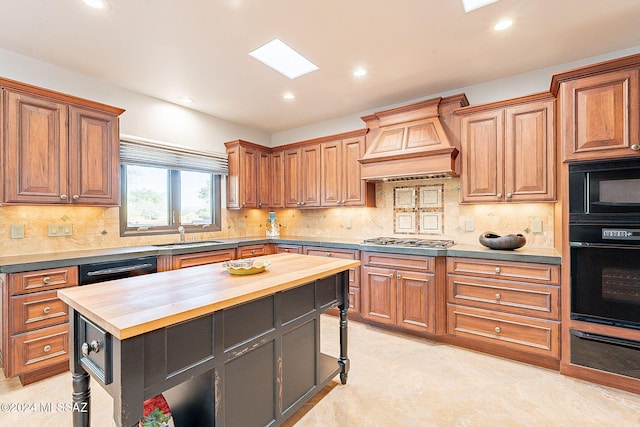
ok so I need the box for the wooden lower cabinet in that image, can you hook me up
[237,244,271,259]
[304,246,361,317]
[361,252,437,335]
[275,244,303,254]
[447,305,560,358]
[170,249,236,270]
[1,266,78,384]
[446,257,561,366]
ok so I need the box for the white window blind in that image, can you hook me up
[120,134,228,175]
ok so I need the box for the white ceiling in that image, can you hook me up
[1,0,639,133]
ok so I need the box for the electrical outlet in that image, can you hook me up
[531,218,543,234]
[237,219,244,228]
[48,223,72,237]
[10,224,25,239]
[346,217,352,229]
[465,219,474,232]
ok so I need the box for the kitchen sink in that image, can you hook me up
[153,240,225,249]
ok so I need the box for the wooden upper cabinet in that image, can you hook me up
[269,150,285,208]
[226,129,372,209]
[458,93,555,203]
[284,147,302,207]
[551,56,640,161]
[321,136,374,207]
[284,144,321,208]
[68,106,120,205]
[225,140,259,209]
[459,109,504,203]
[1,81,123,206]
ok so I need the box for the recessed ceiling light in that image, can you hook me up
[178,97,193,104]
[494,18,513,31]
[282,92,295,101]
[82,0,109,9]
[461,0,498,13]
[249,39,318,79]
[353,68,367,77]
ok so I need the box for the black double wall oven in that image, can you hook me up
[568,158,640,379]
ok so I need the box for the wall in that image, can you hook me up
[270,45,640,146]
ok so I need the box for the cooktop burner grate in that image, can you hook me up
[362,237,455,248]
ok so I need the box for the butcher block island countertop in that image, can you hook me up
[58,253,360,340]
[59,252,359,427]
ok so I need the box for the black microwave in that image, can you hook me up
[569,158,640,223]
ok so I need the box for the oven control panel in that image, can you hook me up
[602,228,640,240]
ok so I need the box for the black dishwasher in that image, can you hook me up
[78,256,158,285]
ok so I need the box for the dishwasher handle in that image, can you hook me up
[86,263,155,277]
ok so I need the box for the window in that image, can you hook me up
[119,136,227,237]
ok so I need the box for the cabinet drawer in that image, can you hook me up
[275,245,302,254]
[447,275,560,320]
[9,266,78,295]
[304,247,360,287]
[238,245,268,259]
[8,324,69,377]
[363,252,434,272]
[447,258,559,284]
[10,291,69,334]
[172,249,236,269]
[447,305,560,358]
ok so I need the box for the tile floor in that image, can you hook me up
[2,316,640,426]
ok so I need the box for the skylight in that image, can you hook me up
[249,39,318,79]
[461,0,498,13]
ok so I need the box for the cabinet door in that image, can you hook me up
[460,110,504,203]
[300,144,321,207]
[283,148,301,207]
[561,68,640,161]
[257,150,270,209]
[361,266,395,326]
[226,144,240,209]
[504,100,555,202]
[69,106,120,205]
[269,150,285,208]
[341,136,367,206]
[3,90,68,204]
[239,145,258,208]
[396,270,435,333]
[320,140,341,206]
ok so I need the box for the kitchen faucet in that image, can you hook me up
[178,225,185,243]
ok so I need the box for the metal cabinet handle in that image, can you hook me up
[43,345,52,353]
[494,326,501,333]
[72,194,80,200]
[495,293,501,300]
[251,249,256,254]
[506,193,512,198]
[496,193,502,198]
[43,306,52,314]
[388,273,394,278]
[495,267,501,273]
[43,277,51,284]
[397,273,401,279]
[258,202,262,207]
[81,340,100,357]
[631,144,640,151]
[326,253,332,257]
[284,249,289,253]
[60,194,67,200]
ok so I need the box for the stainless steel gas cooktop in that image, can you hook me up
[362,237,455,249]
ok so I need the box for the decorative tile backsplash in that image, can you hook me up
[0,177,556,257]
[393,184,444,235]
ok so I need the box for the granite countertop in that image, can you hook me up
[58,253,359,339]
[0,236,561,273]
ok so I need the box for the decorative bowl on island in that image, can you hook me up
[478,231,527,250]
[222,259,270,275]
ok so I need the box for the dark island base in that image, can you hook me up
[70,272,349,427]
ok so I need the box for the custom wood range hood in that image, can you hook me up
[358,94,468,181]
